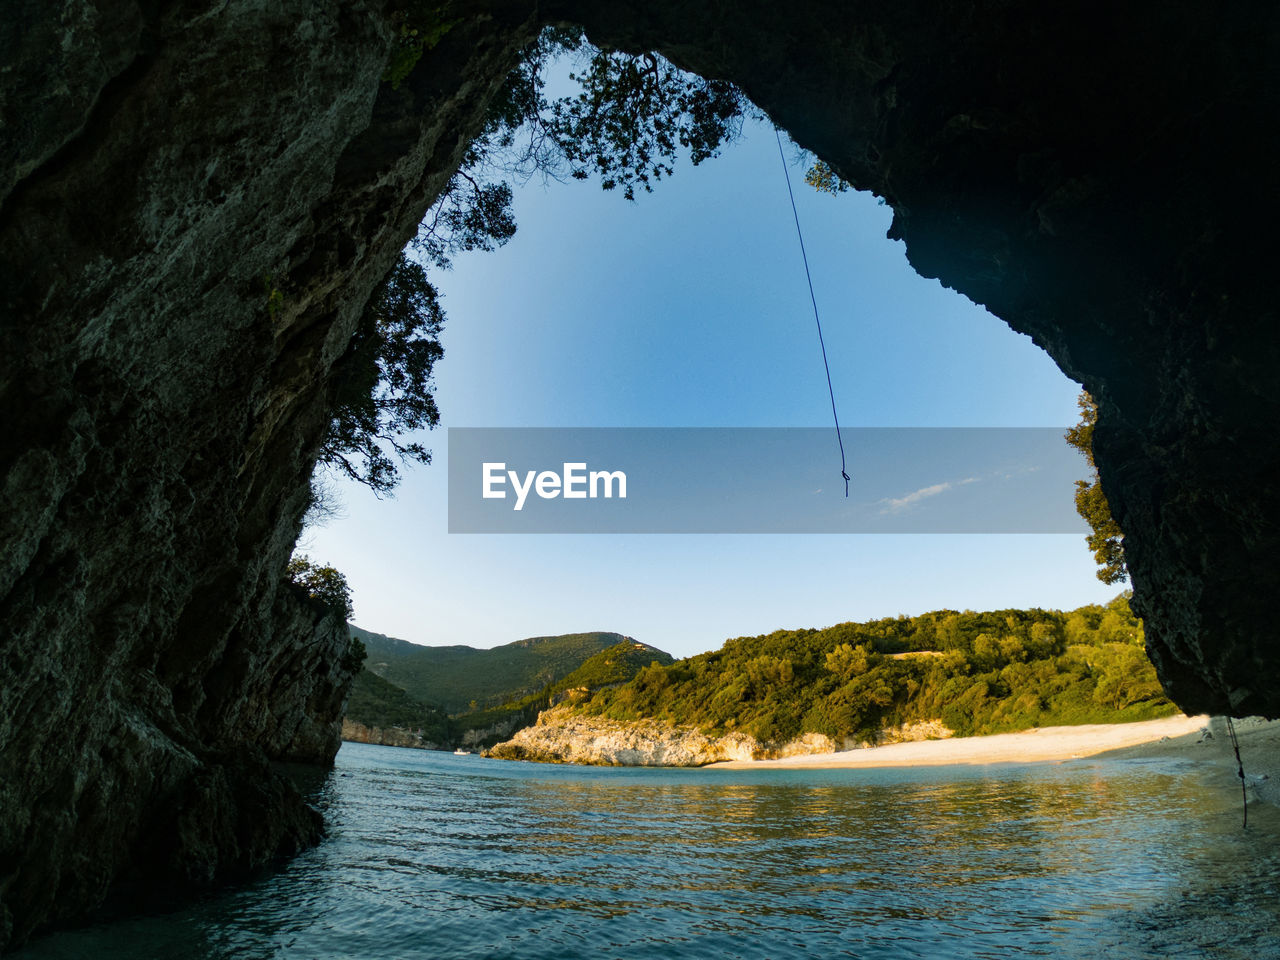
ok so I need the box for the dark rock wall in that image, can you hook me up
[0,0,537,949]
[1,0,1276,949]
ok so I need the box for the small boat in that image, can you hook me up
[453,748,471,756]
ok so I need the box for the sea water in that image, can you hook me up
[16,743,1280,959]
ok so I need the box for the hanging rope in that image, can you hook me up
[1225,715,1248,829]
[774,128,850,497]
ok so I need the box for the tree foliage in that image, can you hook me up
[341,636,368,676]
[321,254,444,495]
[804,159,849,195]
[286,555,354,620]
[450,640,676,745]
[346,668,451,741]
[351,627,645,715]
[575,596,1172,744]
[552,49,748,200]
[415,176,516,272]
[324,29,757,493]
[1065,392,1128,584]
[335,26,873,495]
[553,641,677,697]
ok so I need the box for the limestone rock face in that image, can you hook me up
[488,709,956,766]
[341,719,446,751]
[458,715,531,750]
[2,0,1277,948]
[488,707,789,766]
[488,716,962,768]
[876,720,954,746]
[339,712,529,752]
[0,0,536,949]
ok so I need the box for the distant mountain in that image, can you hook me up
[348,626,652,715]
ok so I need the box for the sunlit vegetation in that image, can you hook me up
[286,555,354,620]
[1065,392,1129,584]
[555,641,676,696]
[578,595,1174,744]
[445,639,676,742]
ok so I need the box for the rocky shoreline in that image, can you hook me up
[341,715,530,752]
[341,720,446,752]
[486,707,952,766]
[1095,716,1280,809]
[485,709,1228,773]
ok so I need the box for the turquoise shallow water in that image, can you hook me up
[17,743,1280,959]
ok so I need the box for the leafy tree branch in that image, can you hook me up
[1065,391,1128,584]
[321,28,761,494]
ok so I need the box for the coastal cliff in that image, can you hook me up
[488,707,951,766]
[0,2,539,949]
[341,715,529,752]
[341,719,446,751]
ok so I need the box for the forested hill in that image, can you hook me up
[348,627,645,714]
[569,595,1176,744]
[345,669,452,743]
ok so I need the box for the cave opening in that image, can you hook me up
[3,2,1277,952]
[304,52,1114,664]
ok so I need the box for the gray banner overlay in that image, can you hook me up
[448,428,1090,534]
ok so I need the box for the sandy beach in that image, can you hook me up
[707,714,1212,770]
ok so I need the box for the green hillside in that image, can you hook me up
[554,641,676,699]
[345,669,452,742]
[446,639,673,741]
[348,627,643,714]
[573,594,1176,744]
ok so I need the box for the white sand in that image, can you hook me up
[706,714,1210,770]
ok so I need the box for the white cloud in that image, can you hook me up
[878,475,985,513]
[882,481,952,513]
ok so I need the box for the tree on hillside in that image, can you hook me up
[575,598,1171,745]
[286,555,354,620]
[1065,392,1128,584]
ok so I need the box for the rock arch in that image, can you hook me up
[0,0,1275,948]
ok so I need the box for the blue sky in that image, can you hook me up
[303,113,1121,659]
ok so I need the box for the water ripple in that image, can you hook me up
[15,745,1280,960]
